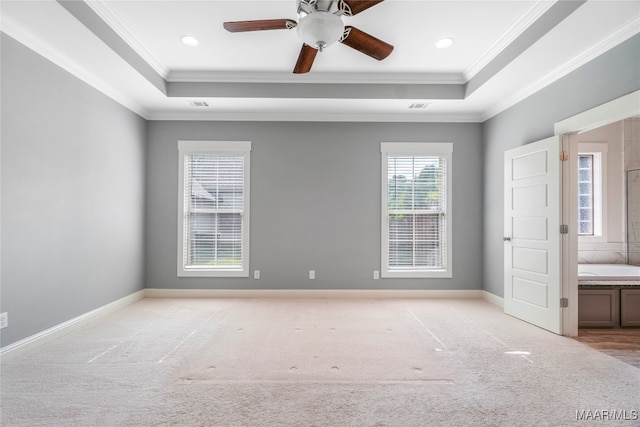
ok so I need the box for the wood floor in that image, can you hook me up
[574,328,640,369]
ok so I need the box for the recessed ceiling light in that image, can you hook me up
[181,35,199,47]
[435,37,454,49]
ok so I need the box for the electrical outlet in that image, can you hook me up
[0,312,7,329]
[254,270,260,280]
[309,270,315,280]
[373,270,380,280]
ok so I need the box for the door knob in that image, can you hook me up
[503,237,511,242]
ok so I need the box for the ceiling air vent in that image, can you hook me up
[189,101,210,107]
[409,103,429,109]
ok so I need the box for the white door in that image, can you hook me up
[504,136,562,334]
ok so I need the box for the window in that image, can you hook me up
[577,143,606,240]
[178,141,250,277]
[578,154,594,235]
[381,143,452,278]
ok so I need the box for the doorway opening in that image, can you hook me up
[554,91,640,342]
[568,118,640,368]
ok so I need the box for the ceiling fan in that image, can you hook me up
[223,0,393,74]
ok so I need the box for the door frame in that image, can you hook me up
[554,90,640,336]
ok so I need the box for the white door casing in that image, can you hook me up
[504,136,562,334]
[555,90,640,337]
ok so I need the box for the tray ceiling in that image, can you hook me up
[1,0,638,121]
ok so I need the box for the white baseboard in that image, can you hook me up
[482,291,504,308]
[0,290,145,363]
[1,288,490,361]
[144,288,485,299]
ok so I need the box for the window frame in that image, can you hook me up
[177,140,251,277]
[380,142,453,278]
[577,142,607,243]
[577,153,595,236]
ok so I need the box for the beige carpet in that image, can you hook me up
[1,298,639,426]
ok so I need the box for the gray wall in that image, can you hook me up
[482,34,640,297]
[146,121,483,290]
[0,34,147,347]
[3,25,636,349]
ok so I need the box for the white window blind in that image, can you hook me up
[178,141,250,277]
[381,143,452,278]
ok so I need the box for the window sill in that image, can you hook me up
[382,269,452,279]
[578,235,608,245]
[178,268,249,278]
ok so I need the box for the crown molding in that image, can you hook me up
[167,70,466,85]
[6,0,633,125]
[1,17,150,119]
[464,0,557,81]
[86,0,170,79]
[146,110,483,123]
[481,18,640,122]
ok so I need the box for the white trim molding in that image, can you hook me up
[0,290,145,363]
[0,15,149,119]
[464,0,557,81]
[554,90,640,135]
[554,91,640,337]
[168,70,466,85]
[177,140,252,278]
[380,142,454,279]
[86,0,170,79]
[144,288,484,299]
[147,111,484,123]
[482,290,505,308]
[483,20,640,122]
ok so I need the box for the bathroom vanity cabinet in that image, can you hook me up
[621,289,640,327]
[578,286,640,328]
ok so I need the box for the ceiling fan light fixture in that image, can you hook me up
[297,12,344,52]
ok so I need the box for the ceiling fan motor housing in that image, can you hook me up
[297,0,350,18]
[224,0,391,73]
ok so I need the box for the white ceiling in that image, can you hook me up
[1,0,639,122]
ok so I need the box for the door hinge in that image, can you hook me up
[560,298,569,308]
[560,224,569,234]
[560,151,569,161]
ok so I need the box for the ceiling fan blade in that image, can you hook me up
[340,26,393,60]
[340,0,385,16]
[293,44,318,74]
[223,19,296,32]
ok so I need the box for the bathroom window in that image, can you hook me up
[381,142,452,278]
[177,140,251,277]
[577,144,606,240]
[578,154,594,235]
